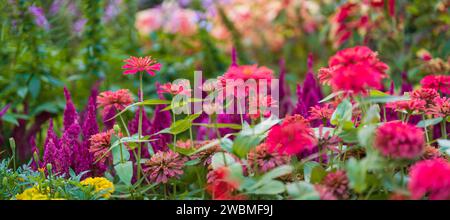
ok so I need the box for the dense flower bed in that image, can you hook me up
[0,0,449,200]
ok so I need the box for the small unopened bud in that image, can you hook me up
[113,124,120,134]
[46,163,52,172]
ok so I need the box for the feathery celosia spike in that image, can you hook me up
[102,106,116,130]
[150,83,173,152]
[59,123,80,176]
[63,87,79,131]
[389,80,395,95]
[400,72,413,94]
[43,137,57,170]
[294,84,308,117]
[302,54,323,108]
[82,95,99,139]
[231,47,238,67]
[278,58,293,117]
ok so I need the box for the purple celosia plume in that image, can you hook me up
[77,93,99,176]
[384,81,398,121]
[29,135,40,170]
[28,5,50,30]
[294,54,323,117]
[63,87,79,131]
[400,72,413,95]
[278,58,293,117]
[151,83,173,152]
[102,106,116,130]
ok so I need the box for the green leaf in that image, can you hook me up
[109,99,171,121]
[211,152,236,170]
[286,181,320,200]
[115,161,133,186]
[345,158,367,193]
[111,134,130,165]
[1,114,19,126]
[319,91,345,103]
[362,105,381,124]
[232,134,265,158]
[29,75,41,99]
[249,165,293,191]
[193,123,242,130]
[303,161,325,183]
[369,90,389,97]
[251,180,285,195]
[158,114,200,135]
[357,124,377,147]
[362,95,410,104]
[417,117,443,128]
[331,99,352,126]
[437,139,450,156]
[240,115,280,136]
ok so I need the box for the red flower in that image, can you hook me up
[143,151,187,184]
[408,158,450,200]
[206,167,246,200]
[158,81,191,96]
[318,46,388,94]
[420,75,450,95]
[266,114,317,156]
[89,130,115,164]
[410,88,439,107]
[219,64,274,83]
[374,121,424,159]
[122,56,161,75]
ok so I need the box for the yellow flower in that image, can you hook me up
[16,186,50,200]
[80,177,114,199]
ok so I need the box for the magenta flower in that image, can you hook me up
[63,87,79,131]
[122,56,161,75]
[409,158,450,200]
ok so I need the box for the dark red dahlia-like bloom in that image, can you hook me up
[247,143,291,173]
[318,46,388,94]
[143,151,187,184]
[374,121,424,159]
[97,89,133,117]
[420,75,450,95]
[89,129,114,165]
[122,56,161,75]
[206,166,246,200]
[408,158,450,200]
[266,114,317,156]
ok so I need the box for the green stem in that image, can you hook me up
[137,72,144,180]
[422,115,430,143]
[441,121,448,139]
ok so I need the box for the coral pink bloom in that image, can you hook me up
[410,88,439,107]
[219,64,274,83]
[97,89,133,117]
[385,99,426,114]
[408,158,450,200]
[122,56,161,76]
[89,130,114,165]
[266,114,317,156]
[428,96,450,118]
[247,143,290,173]
[374,121,424,159]
[420,75,450,95]
[318,46,388,94]
[158,81,191,96]
[309,104,334,121]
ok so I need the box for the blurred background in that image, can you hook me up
[0,0,449,161]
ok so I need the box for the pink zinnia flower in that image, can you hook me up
[97,89,133,117]
[420,75,450,95]
[408,158,450,200]
[318,46,388,94]
[89,130,114,165]
[314,185,337,200]
[374,121,424,159]
[122,56,161,76]
[308,104,334,122]
[321,170,350,200]
[247,143,291,173]
[385,99,426,115]
[410,88,439,107]
[266,114,317,156]
[218,64,274,83]
[143,151,187,184]
[428,96,450,118]
[158,81,191,96]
